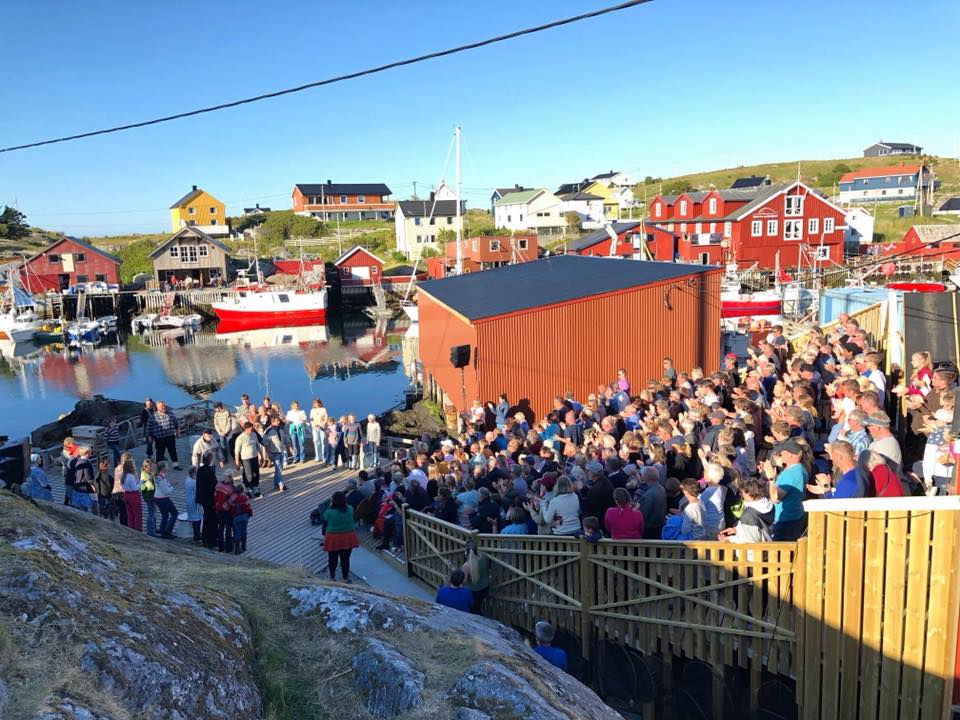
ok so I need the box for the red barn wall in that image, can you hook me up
[336,250,382,286]
[418,292,479,409]
[22,239,119,292]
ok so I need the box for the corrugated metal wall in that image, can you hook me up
[417,292,479,408]
[473,269,722,418]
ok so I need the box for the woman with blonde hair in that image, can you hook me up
[461,539,491,615]
[542,476,581,536]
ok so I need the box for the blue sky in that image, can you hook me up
[1,0,957,235]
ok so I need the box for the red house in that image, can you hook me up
[426,234,539,278]
[20,237,121,293]
[334,246,384,286]
[292,182,393,221]
[565,221,678,260]
[646,181,848,269]
[880,225,960,261]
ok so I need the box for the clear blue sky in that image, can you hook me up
[1,0,957,235]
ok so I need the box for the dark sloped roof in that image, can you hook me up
[937,197,960,212]
[397,200,464,217]
[592,171,618,180]
[149,227,231,259]
[874,141,922,151]
[294,183,391,196]
[565,221,644,251]
[170,188,204,209]
[243,206,271,213]
[558,192,603,201]
[417,255,714,321]
[494,186,529,196]
[556,181,592,195]
[382,264,420,277]
[730,175,770,190]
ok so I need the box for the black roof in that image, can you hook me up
[938,197,960,212]
[565,221,644,251]
[295,182,391,196]
[730,175,770,190]
[417,255,715,321]
[876,141,921,151]
[556,181,592,195]
[382,264,419,277]
[397,200,464,217]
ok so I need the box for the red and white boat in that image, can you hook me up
[212,287,327,326]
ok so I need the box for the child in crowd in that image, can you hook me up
[677,477,706,540]
[231,482,253,555]
[184,466,203,542]
[140,458,157,537]
[580,515,603,543]
[214,474,237,553]
[94,458,116,520]
[435,569,472,613]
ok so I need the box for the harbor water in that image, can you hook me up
[0,314,419,438]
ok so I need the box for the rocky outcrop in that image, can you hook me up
[30,395,143,446]
[351,638,424,717]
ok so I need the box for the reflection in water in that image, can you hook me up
[0,316,414,436]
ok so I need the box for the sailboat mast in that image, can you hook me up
[454,125,463,276]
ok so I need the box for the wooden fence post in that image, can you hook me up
[580,537,595,664]
[401,504,413,577]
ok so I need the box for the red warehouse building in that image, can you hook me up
[565,221,678,260]
[20,237,121,293]
[880,224,960,261]
[333,246,384,286]
[416,255,721,420]
[426,234,538,278]
[646,181,848,268]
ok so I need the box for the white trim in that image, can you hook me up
[333,245,385,267]
[804,496,960,512]
[732,180,848,221]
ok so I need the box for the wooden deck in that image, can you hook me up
[45,434,359,575]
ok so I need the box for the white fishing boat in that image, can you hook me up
[131,313,158,330]
[96,315,118,331]
[154,314,203,329]
[0,283,42,343]
[66,319,102,344]
[212,288,327,326]
[214,322,330,347]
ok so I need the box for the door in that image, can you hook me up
[58,274,70,291]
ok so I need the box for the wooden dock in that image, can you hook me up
[43,433,359,575]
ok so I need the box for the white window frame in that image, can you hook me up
[490,240,501,251]
[723,221,732,238]
[816,246,830,260]
[169,245,179,258]
[694,222,702,234]
[339,195,347,203]
[784,195,803,217]
[680,222,687,233]
[709,222,717,233]
[808,218,819,235]
[679,200,688,215]
[824,217,835,233]
[699,252,710,264]
[653,203,661,218]
[751,220,762,237]
[708,197,717,214]
[198,244,209,258]
[518,239,528,250]
[357,195,365,204]
[767,219,778,236]
[471,239,478,252]
[784,219,802,240]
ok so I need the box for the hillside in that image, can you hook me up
[0,492,616,720]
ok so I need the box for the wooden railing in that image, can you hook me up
[788,299,888,355]
[403,498,960,719]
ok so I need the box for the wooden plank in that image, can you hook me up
[899,510,932,720]
[801,510,826,719]
[920,510,959,719]
[793,540,807,705]
[820,512,845,720]
[858,509,887,720]
[838,511,866,719]
[878,510,908,720]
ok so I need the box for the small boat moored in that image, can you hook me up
[153,314,203,329]
[66,320,102,344]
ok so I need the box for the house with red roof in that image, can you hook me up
[880,225,960,261]
[646,181,848,269]
[837,163,930,204]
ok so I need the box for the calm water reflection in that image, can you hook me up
[0,315,418,437]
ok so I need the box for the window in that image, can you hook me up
[76,274,88,283]
[357,195,365,204]
[680,223,687,233]
[784,219,802,240]
[95,274,106,282]
[808,218,819,234]
[169,245,180,258]
[73,253,85,262]
[198,244,209,257]
[699,253,709,265]
[446,217,453,224]
[723,221,732,238]
[694,222,702,234]
[188,207,195,214]
[653,202,661,218]
[881,190,887,196]
[709,222,717,233]
[48,254,60,263]
[708,198,717,214]
[518,239,528,250]
[816,246,830,260]
[371,266,378,275]
[415,235,422,243]
[490,240,501,251]
[784,195,803,216]
[862,179,869,186]
[507,215,512,223]
[414,217,421,226]
[339,195,347,203]
[277,294,290,303]
[767,219,778,236]
[824,217,835,233]
[341,267,350,277]
[679,200,688,215]
[209,207,217,214]
[519,214,523,222]
[185,245,198,263]
[751,220,762,237]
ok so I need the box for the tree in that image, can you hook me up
[564,211,582,236]
[0,206,29,240]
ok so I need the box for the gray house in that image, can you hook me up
[863,141,922,157]
[151,226,230,286]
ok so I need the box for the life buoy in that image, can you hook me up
[462,268,471,274]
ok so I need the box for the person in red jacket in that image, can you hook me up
[231,483,253,555]
[214,476,237,553]
[860,451,904,497]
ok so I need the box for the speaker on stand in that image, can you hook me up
[449,345,471,430]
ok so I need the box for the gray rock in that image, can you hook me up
[351,638,424,717]
[454,708,491,720]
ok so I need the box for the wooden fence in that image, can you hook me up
[403,497,960,718]
[788,300,888,355]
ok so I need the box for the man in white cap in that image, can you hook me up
[864,411,902,475]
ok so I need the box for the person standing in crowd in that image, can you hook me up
[636,466,666,540]
[364,414,381,469]
[140,458,157,537]
[323,491,360,582]
[215,474,237,552]
[807,441,863,499]
[533,621,568,671]
[863,411,903,476]
[153,462,178,539]
[762,439,808,541]
[677,478,706,540]
[718,478,774,543]
[487,394,510,429]
[112,452,130,526]
[213,402,235,463]
[104,418,121,466]
[183,466,203,543]
[234,420,263,497]
[343,414,362,469]
[310,399,329,464]
[140,398,156,459]
[462,539,491,614]
[325,417,342,467]
[94,458,116,520]
[605,487,645,540]
[542,477,581,536]
[286,400,308,465]
[121,457,142,532]
[71,446,97,513]
[263,416,289,492]
[192,428,223,469]
[196,451,219,548]
[231,482,253,554]
[147,401,181,470]
[22,454,53,501]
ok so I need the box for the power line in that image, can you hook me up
[0,0,653,154]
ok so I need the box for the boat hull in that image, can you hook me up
[212,306,327,326]
[720,299,782,318]
[0,327,37,343]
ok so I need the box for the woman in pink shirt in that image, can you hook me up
[604,488,645,540]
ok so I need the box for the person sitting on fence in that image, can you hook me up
[532,621,567,671]
[21,454,53,502]
[435,569,473,613]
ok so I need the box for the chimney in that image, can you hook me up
[429,191,435,202]
[326,179,332,184]
[192,185,197,191]
[515,184,521,190]
[255,203,260,210]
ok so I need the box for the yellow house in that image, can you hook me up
[169,185,228,235]
[582,181,620,220]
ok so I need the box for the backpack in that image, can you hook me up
[64,456,77,488]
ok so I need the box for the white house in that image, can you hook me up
[430,181,457,201]
[591,170,634,188]
[837,164,929,204]
[493,189,564,236]
[844,206,876,248]
[395,195,464,258]
[557,192,605,229]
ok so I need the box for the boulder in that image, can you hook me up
[351,638,424,717]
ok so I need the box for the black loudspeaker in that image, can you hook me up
[450,344,470,368]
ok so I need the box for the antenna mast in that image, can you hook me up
[454,125,463,276]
